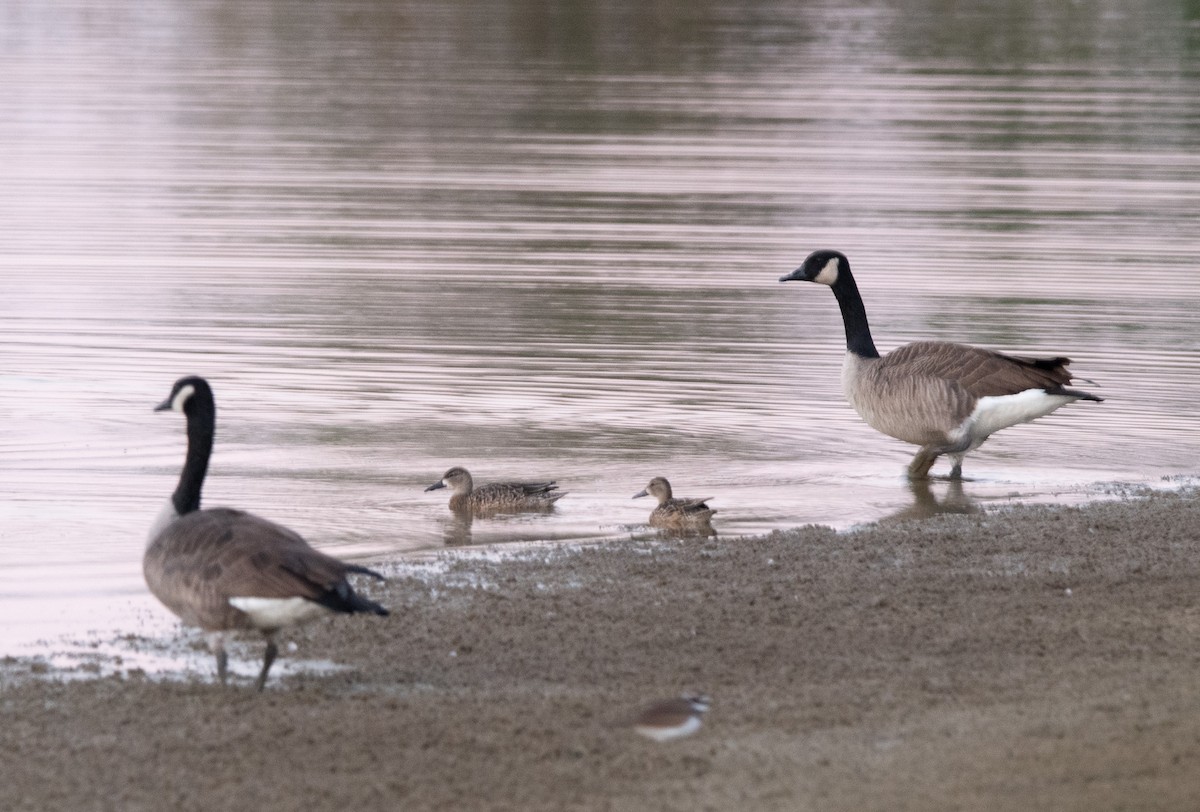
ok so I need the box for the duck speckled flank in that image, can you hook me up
[424,466,567,514]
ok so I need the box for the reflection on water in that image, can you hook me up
[1,0,1199,653]
[440,513,476,548]
[879,480,981,525]
[432,504,572,548]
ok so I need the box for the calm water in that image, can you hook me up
[2,0,1199,656]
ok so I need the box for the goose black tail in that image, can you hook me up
[1049,386,1104,403]
[318,581,389,616]
[346,563,387,581]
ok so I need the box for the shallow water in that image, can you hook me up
[2,0,1199,656]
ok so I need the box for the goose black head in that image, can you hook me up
[779,249,848,286]
[155,376,213,414]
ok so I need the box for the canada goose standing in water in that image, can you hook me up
[145,376,388,690]
[779,250,1102,479]
[633,477,717,535]
[424,466,566,514]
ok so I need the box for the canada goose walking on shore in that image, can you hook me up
[779,250,1102,479]
[425,466,566,514]
[633,477,717,535]
[145,376,388,690]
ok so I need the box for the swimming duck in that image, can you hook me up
[425,466,566,514]
[633,477,717,535]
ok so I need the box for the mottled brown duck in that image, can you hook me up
[425,466,566,514]
[633,477,717,535]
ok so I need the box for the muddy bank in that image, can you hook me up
[4,491,1200,811]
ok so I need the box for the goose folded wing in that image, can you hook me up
[885,341,1073,398]
[159,509,355,601]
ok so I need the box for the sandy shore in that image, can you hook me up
[4,489,1200,811]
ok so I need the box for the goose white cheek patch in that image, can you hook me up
[171,383,196,412]
[813,257,840,286]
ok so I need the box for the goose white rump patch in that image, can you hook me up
[967,389,1078,441]
[229,596,331,629]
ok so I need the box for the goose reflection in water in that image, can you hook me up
[880,478,980,524]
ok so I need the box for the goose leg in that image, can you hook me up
[255,636,279,692]
[207,632,229,686]
[907,447,939,480]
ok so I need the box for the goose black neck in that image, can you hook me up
[173,393,215,517]
[830,270,880,359]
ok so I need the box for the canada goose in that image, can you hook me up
[632,477,717,535]
[632,694,711,742]
[424,466,566,514]
[145,376,388,690]
[779,250,1103,479]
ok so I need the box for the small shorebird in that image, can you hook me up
[633,694,711,742]
[779,249,1102,479]
[145,376,388,690]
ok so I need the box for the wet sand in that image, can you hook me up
[4,490,1200,811]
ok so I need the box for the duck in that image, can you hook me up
[779,249,1103,479]
[632,477,717,535]
[144,376,388,690]
[424,466,566,514]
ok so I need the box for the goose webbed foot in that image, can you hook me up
[929,471,975,483]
